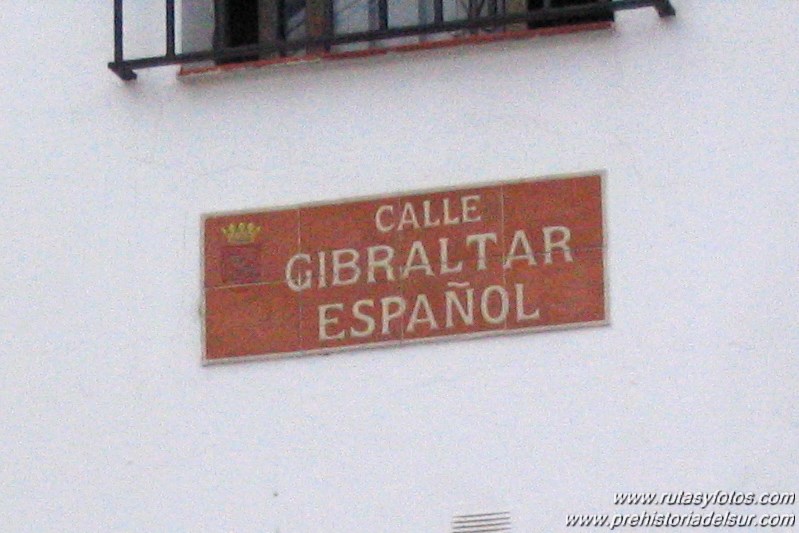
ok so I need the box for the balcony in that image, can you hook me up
[108,0,675,80]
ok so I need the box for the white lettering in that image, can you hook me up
[406,294,439,332]
[442,198,460,225]
[398,202,421,230]
[543,226,573,264]
[285,253,312,291]
[503,229,537,269]
[375,205,395,232]
[317,251,327,288]
[351,299,376,338]
[466,232,498,270]
[318,303,345,341]
[480,284,509,325]
[332,249,361,286]
[461,194,482,223]
[366,245,395,283]
[381,296,407,335]
[514,283,540,322]
[422,200,441,227]
[438,237,463,275]
[375,195,484,233]
[402,240,434,278]
[445,284,475,328]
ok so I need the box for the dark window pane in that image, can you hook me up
[527,0,613,29]
[227,0,260,46]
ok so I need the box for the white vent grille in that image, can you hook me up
[452,511,511,532]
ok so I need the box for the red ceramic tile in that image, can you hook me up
[505,247,606,329]
[299,197,399,255]
[203,174,606,362]
[298,279,404,351]
[401,259,506,340]
[205,209,299,288]
[396,185,505,264]
[502,174,603,252]
[205,282,301,360]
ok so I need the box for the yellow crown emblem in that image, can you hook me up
[221,222,262,245]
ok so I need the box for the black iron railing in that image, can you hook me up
[108,0,674,80]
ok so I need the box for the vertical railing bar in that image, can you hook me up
[488,0,497,18]
[276,0,286,55]
[325,0,335,49]
[378,0,389,30]
[213,0,228,56]
[114,0,124,63]
[434,0,443,24]
[166,0,176,58]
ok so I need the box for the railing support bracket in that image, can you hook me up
[109,62,138,81]
[655,0,676,18]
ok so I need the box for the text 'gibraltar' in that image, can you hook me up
[203,173,607,363]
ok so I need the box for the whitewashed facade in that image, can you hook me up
[1,1,797,531]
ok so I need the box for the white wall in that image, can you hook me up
[1,1,797,531]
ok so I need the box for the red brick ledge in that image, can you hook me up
[178,21,613,78]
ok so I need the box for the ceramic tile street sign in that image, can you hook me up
[203,172,606,364]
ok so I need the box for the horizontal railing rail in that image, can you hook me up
[109,0,675,80]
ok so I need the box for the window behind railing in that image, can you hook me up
[109,0,675,79]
